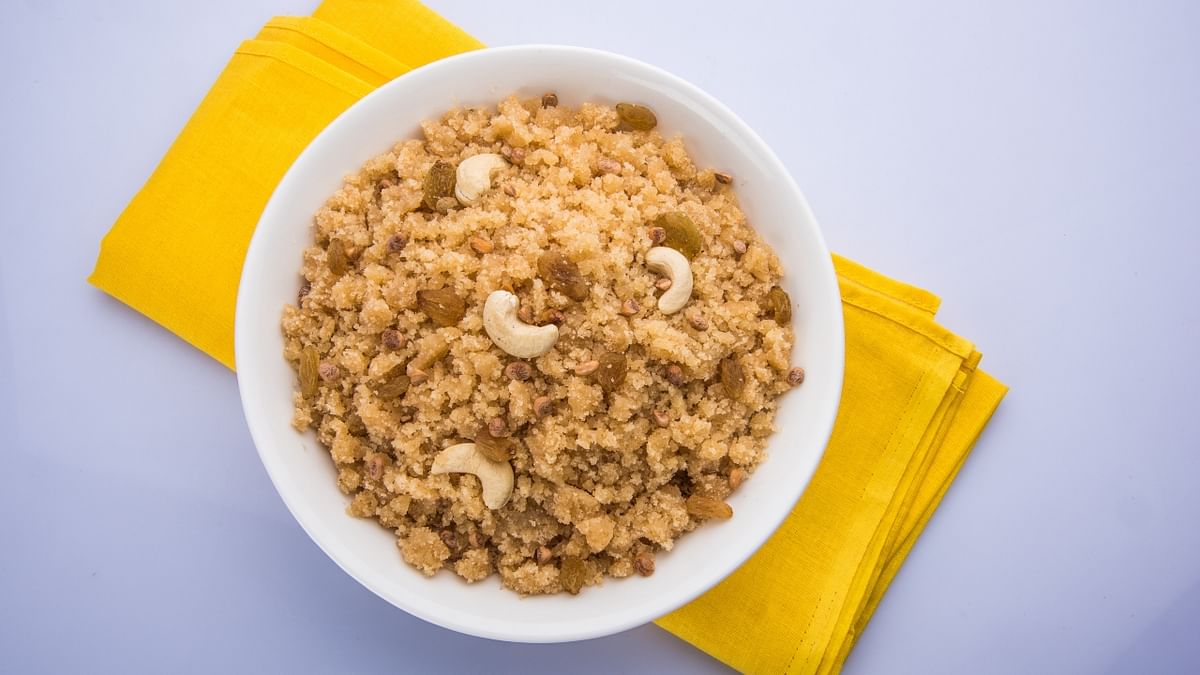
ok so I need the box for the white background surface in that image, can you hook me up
[2,1,1198,673]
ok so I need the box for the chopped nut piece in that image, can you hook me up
[728,467,748,490]
[387,233,409,253]
[346,413,367,437]
[318,362,340,382]
[536,546,554,564]
[517,304,534,324]
[409,368,429,385]
[364,453,388,481]
[468,235,494,254]
[714,171,733,185]
[619,298,640,316]
[541,92,558,108]
[686,494,734,520]
[732,239,748,256]
[504,360,533,381]
[652,409,670,427]
[788,367,806,386]
[508,147,526,164]
[574,359,600,375]
[298,281,311,301]
[634,553,655,577]
[487,416,509,438]
[440,529,459,552]
[381,329,406,351]
[502,183,517,197]
[687,311,708,331]
[597,157,621,174]
[538,308,565,326]
[655,277,673,292]
[533,396,556,418]
[664,364,685,387]
[648,226,666,246]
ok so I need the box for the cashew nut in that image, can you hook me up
[483,290,559,358]
[455,153,508,206]
[645,246,693,314]
[431,442,514,509]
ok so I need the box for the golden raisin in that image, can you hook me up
[327,239,348,276]
[686,494,734,520]
[537,251,589,302]
[416,288,465,326]
[764,286,792,325]
[594,351,627,393]
[559,556,587,595]
[299,346,319,398]
[422,160,456,210]
[615,103,657,131]
[475,428,512,462]
[376,366,411,399]
[720,357,746,399]
[654,212,702,260]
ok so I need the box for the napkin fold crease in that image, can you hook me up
[88,2,1006,672]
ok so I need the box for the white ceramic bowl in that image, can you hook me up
[236,45,844,643]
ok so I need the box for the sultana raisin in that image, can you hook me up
[422,160,457,210]
[299,346,319,398]
[416,288,465,326]
[594,351,627,393]
[615,103,657,131]
[686,494,734,520]
[327,239,348,276]
[559,556,587,595]
[375,368,411,399]
[720,357,745,399]
[654,212,702,260]
[474,428,512,463]
[764,286,792,325]
[537,251,589,302]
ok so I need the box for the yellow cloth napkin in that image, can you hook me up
[89,2,1006,672]
[657,255,1005,673]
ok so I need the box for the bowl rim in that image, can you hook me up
[235,43,844,643]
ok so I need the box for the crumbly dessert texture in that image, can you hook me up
[281,95,799,595]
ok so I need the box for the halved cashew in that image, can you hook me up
[431,443,514,509]
[483,290,559,358]
[455,153,508,206]
[646,246,693,314]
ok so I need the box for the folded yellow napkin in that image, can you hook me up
[89,2,1006,672]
